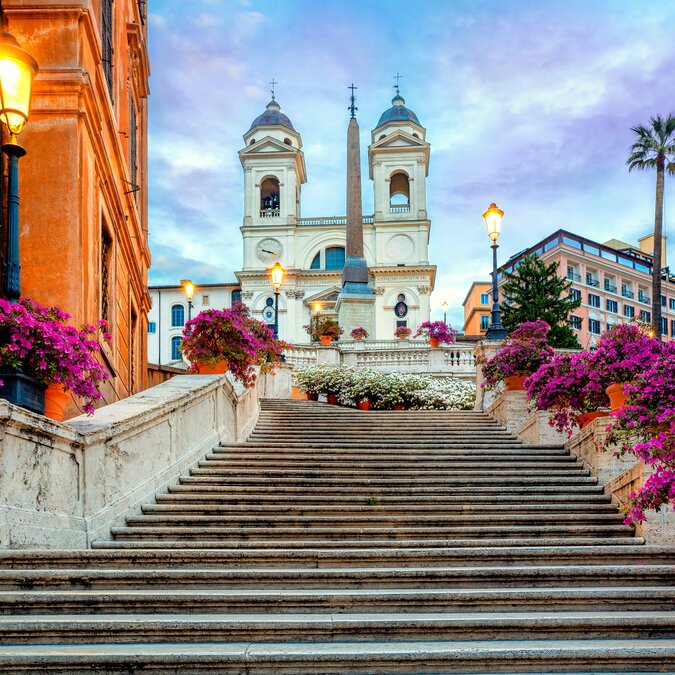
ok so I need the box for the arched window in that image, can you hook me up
[260,177,280,215]
[249,139,256,145]
[325,246,345,271]
[310,252,321,269]
[390,171,410,209]
[171,304,185,327]
[170,336,182,361]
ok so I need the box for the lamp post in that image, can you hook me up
[482,202,507,340]
[270,261,285,339]
[181,279,195,320]
[313,302,322,343]
[441,301,448,325]
[0,26,38,301]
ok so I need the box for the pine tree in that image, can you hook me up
[501,254,581,348]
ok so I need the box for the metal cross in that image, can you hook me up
[269,78,277,100]
[394,72,403,95]
[348,83,358,118]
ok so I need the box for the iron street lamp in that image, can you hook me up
[0,27,38,301]
[313,302,322,343]
[181,279,195,320]
[270,261,285,339]
[482,202,507,340]
[441,301,449,324]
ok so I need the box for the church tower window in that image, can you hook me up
[260,177,280,216]
[390,171,410,211]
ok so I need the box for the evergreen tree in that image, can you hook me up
[501,254,581,348]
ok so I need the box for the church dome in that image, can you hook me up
[376,94,420,128]
[249,99,295,131]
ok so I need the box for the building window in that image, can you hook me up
[129,310,137,393]
[624,305,635,318]
[480,315,490,331]
[671,319,675,336]
[480,293,489,305]
[396,320,408,328]
[586,272,599,287]
[325,246,346,271]
[202,295,209,305]
[129,95,138,198]
[604,279,617,293]
[389,171,410,209]
[567,266,580,282]
[670,298,675,311]
[570,288,581,302]
[589,318,601,334]
[260,177,280,215]
[231,290,242,305]
[622,284,634,299]
[170,336,182,361]
[101,0,114,100]
[148,322,156,333]
[638,289,650,304]
[101,226,113,324]
[640,310,651,323]
[171,304,185,327]
[570,315,582,330]
[606,299,618,313]
[137,0,146,23]
[661,317,668,335]
[662,295,667,308]
[310,252,321,269]
[588,293,600,308]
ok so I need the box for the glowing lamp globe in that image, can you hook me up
[181,279,195,302]
[0,30,38,139]
[482,202,504,242]
[270,261,285,290]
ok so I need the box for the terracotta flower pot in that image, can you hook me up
[326,393,339,405]
[357,399,371,411]
[576,411,610,429]
[354,335,364,341]
[195,360,228,375]
[44,383,70,422]
[392,404,406,411]
[320,336,333,346]
[428,337,441,348]
[504,374,527,391]
[605,382,626,413]
[305,392,318,401]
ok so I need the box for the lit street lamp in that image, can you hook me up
[270,261,285,339]
[441,301,449,324]
[482,202,507,340]
[313,302,322,343]
[0,27,38,301]
[181,279,195,320]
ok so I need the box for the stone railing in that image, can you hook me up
[390,204,410,213]
[284,341,476,378]
[0,374,262,549]
[297,215,375,227]
[259,208,280,218]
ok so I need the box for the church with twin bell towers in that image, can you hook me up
[235,81,436,343]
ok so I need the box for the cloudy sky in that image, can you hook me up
[147,0,675,327]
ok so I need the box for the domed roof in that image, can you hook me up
[249,99,295,131]
[376,94,420,128]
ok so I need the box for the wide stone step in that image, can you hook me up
[0,586,671,614]
[2,611,675,645]
[110,524,632,541]
[2,638,674,672]
[2,565,672,591]
[209,452,573,463]
[237,440,530,448]
[216,446,570,457]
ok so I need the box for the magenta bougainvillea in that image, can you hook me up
[479,320,555,391]
[181,303,286,387]
[0,298,110,414]
[414,321,458,344]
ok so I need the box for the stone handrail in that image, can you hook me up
[297,215,375,227]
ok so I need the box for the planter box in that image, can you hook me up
[0,368,45,415]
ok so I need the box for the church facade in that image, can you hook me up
[235,93,436,343]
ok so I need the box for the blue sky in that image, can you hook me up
[147,0,675,327]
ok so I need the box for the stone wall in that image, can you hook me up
[0,374,259,549]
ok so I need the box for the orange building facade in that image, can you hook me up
[462,281,491,336]
[2,1,151,408]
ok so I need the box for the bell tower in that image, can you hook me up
[238,96,306,271]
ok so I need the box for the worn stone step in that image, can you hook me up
[2,565,672,591]
[0,587,670,615]
[2,611,675,645]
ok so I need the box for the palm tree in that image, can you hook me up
[627,114,675,339]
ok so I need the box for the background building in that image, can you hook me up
[235,93,436,342]
[498,229,674,348]
[2,0,151,408]
[462,281,491,336]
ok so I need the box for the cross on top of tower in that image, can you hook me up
[269,78,278,101]
[393,72,403,95]
[348,83,358,119]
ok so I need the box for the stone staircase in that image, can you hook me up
[0,398,674,672]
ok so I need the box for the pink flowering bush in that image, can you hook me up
[394,326,412,339]
[0,297,110,414]
[479,320,555,391]
[181,304,286,387]
[350,327,369,339]
[414,321,458,344]
[525,351,608,434]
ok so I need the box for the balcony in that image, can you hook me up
[604,282,617,293]
[567,272,581,282]
[638,293,651,304]
[260,208,280,218]
[390,204,411,214]
[622,288,634,299]
[586,278,600,288]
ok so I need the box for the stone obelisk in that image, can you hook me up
[337,84,375,338]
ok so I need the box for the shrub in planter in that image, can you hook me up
[394,326,412,339]
[0,297,111,415]
[350,327,369,341]
[414,321,457,346]
[478,320,555,392]
[305,317,343,344]
[525,351,609,434]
